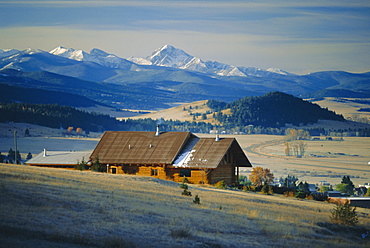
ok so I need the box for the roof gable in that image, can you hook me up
[174,138,251,169]
[90,131,193,164]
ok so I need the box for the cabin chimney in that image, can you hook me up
[155,124,160,136]
[43,148,47,157]
[215,134,220,142]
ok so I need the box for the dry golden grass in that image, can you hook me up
[118,100,230,125]
[118,97,370,130]
[312,98,370,119]
[1,164,369,248]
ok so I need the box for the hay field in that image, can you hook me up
[203,134,370,187]
[1,163,369,248]
[312,98,370,119]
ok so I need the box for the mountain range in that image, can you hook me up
[0,45,369,110]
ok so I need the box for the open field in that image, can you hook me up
[1,163,369,248]
[1,128,369,187]
[311,98,370,119]
[117,100,217,123]
[199,134,370,187]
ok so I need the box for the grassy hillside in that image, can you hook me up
[1,164,369,248]
[127,96,370,131]
[122,100,224,124]
[312,97,370,119]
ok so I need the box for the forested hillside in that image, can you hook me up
[0,103,214,134]
[0,103,123,132]
[208,92,345,128]
[0,83,104,107]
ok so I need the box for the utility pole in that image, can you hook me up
[14,130,18,164]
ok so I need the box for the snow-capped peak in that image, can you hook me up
[47,44,293,77]
[49,46,87,61]
[90,48,109,57]
[146,44,196,68]
[49,46,74,56]
[266,68,292,76]
[0,49,20,59]
[49,46,133,69]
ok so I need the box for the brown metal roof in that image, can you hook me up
[174,138,252,169]
[90,131,193,164]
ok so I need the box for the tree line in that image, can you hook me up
[0,103,216,134]
[1,92,369,137]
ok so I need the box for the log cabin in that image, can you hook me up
[90,126,252,184]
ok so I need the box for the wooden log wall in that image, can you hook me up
[208,161,234,184]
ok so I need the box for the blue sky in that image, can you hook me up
[0,0,369,74]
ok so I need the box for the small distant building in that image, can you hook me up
[26,149,92,169]
[327,191,342,197]
[90,127,252,184]
[308,184,317,193]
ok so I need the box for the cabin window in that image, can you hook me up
[112,168,117,174]
[180,169,191,177]
[151,169,158,176]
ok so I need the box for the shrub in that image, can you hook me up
[180,183,188,189]
[180,177,189,189]
[193,194,200,204]
[76,157,88,171]
[243,185,256,192]
[261,184,273,195]
[182,177,189,184]
[330,201,358,226]
[283,191,295,197]
[365,188,370,197]
[181,189,192,196]
[91,156,105,172]
[215,180,227,189]
[294,191,308,199]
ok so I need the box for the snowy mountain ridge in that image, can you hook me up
[49,46,133,69]
[128,44,294,77]
[1,45,299,77]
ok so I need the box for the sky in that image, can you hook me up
[0,0,370,75]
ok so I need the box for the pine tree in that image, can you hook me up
[330,201,358,226]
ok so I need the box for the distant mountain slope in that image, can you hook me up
[303,89,370,99]
[0,83,104,107]
[0,69,176,109]
[0,102,125,132]
[0,46,369,110]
